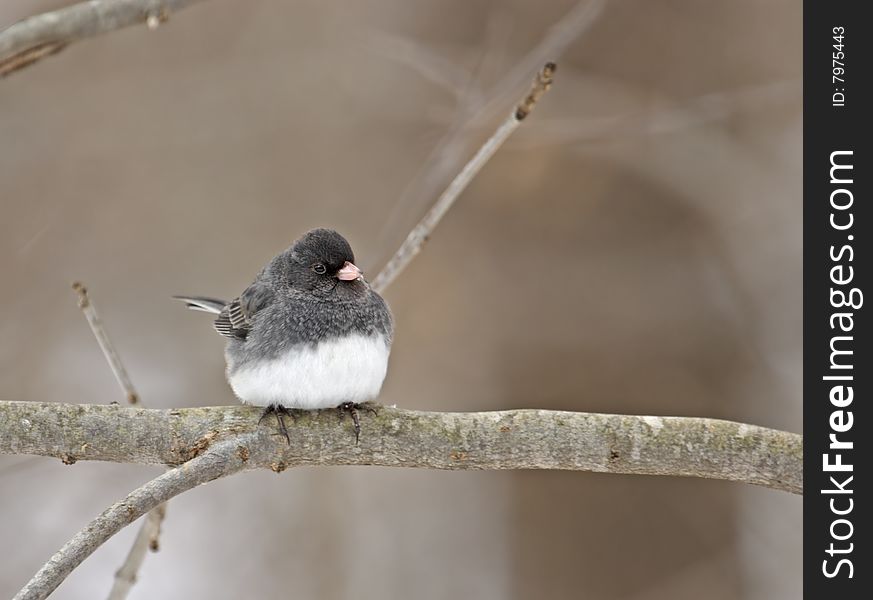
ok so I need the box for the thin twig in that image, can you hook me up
[0,41,66,77]
[0,0,200,78]
[373,0,604,258]
[71,283,167,599]
[106,505,166,600]
[13,437,255,600]
[473,0,603,121]
[371,62,556,293]
[72,282,139,405]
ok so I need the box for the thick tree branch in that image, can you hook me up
[0,401,802,495]
[0,0,205,77]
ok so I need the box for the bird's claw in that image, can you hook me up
[337,402,379,444]
[259,404,293,444]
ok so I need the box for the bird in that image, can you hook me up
[174,228,394,443]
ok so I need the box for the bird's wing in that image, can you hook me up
[213,283,274,340]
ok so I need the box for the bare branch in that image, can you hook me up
[470,0,605,122]
[0,0,204,77]
[371,62,556,293]
[5,395,801,597]
[72,282,140,405]
[0,401,802,495]
[13,437,254,600]
[373,0,604,254]
[70,283,166,598]
[106,505,166,600]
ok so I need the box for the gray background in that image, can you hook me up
[1,1,801,598]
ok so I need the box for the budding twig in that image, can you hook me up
[371,62,557,293]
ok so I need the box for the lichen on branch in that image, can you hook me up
[0,401,802,494]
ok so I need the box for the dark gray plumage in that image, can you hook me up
[175,229,394,420]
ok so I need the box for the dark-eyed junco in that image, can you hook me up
[175,228,393,442]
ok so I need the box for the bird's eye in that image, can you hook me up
[312,263,327,275]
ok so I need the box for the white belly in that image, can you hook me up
[227,334,390,409]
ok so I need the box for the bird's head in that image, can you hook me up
[282,228,365,297]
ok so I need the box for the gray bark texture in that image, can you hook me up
[0,0,207,76]
[106,500,166,600]
[3,401,802,599]
[1,401,802,492]
[12,436,254,600]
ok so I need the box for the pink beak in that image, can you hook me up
[336,261,363,281]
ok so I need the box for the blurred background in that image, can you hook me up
[0,0,801,598]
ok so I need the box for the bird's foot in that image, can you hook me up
[258,404,295,444]
[336,402,379,445]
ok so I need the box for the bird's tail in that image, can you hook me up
[173,296,227,315]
